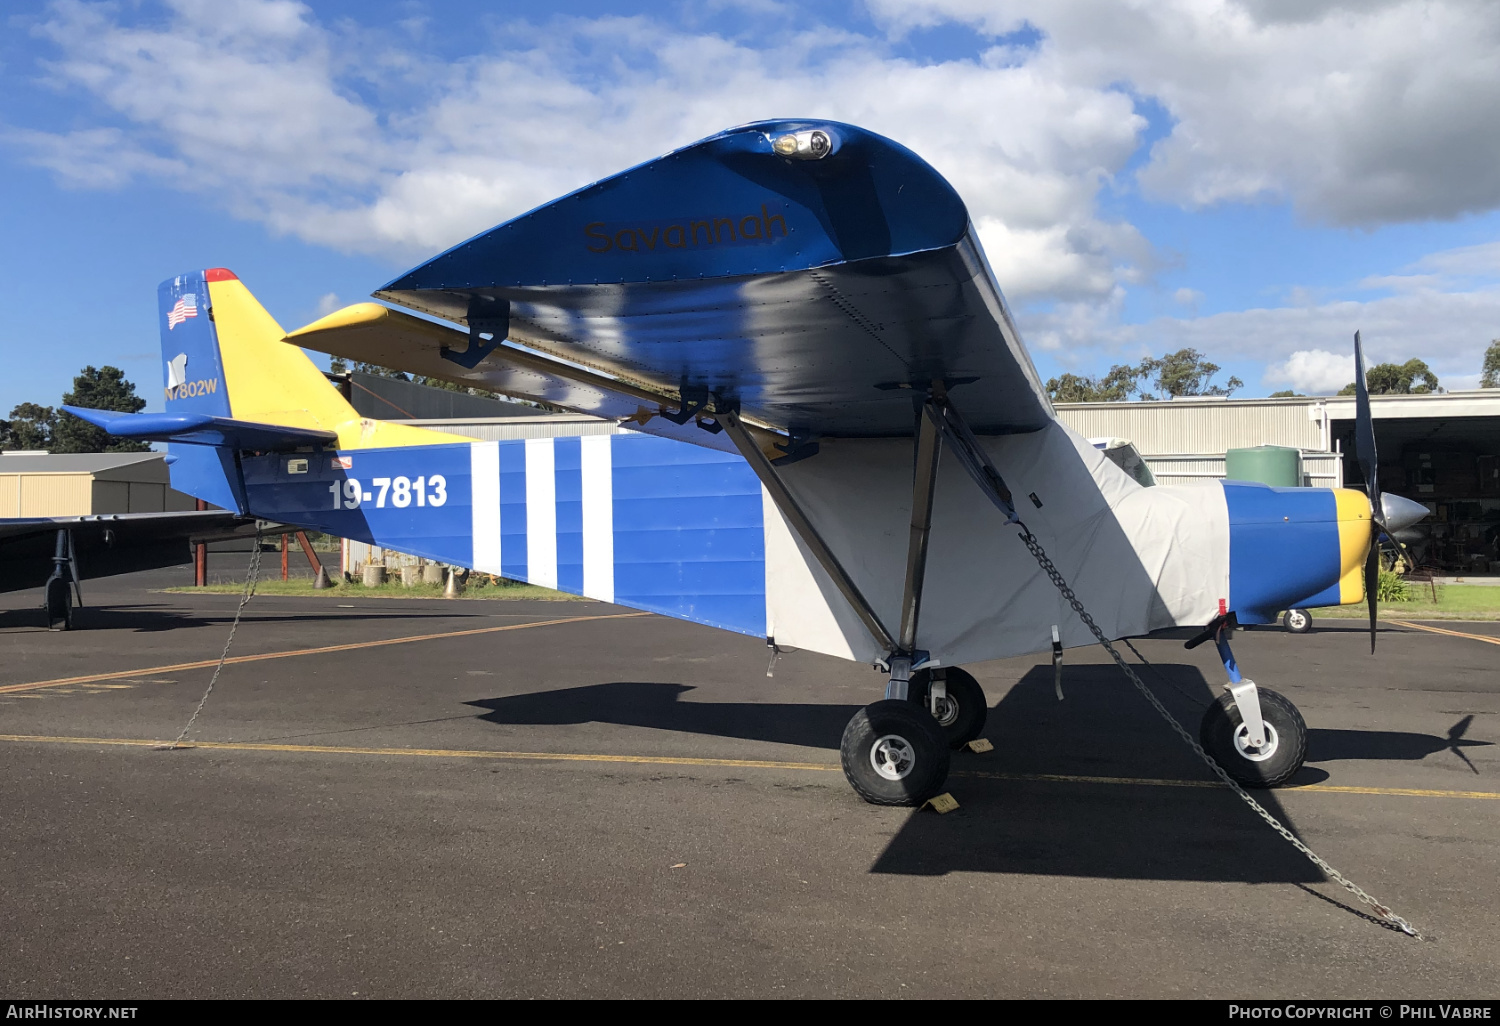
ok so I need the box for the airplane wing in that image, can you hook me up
[285,303,743,455]
[291,120,1053,445]
[0,510,254,594]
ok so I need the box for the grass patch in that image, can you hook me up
[162,575,584,601]
[1314,583,1500,621]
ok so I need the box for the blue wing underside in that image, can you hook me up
[373,120,1052,439]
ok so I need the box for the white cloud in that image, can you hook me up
[1412,241,1500,278]
[1032,276,1500,394]
[866,0,1500,226]
[1263,349,1353,393]
[12,0,1500,396]
[315,291,341,316]
[9,0,1149,303]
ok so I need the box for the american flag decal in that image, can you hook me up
[167,293,198,330]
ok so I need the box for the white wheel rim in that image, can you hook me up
[1288,611,1308,630]
[931,695,959,727]
[870,734,916,780]
[1231,722,1280,762]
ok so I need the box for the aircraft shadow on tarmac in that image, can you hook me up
[469,661,1491,883]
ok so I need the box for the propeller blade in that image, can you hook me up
[1353,330,1378,501]
[1364,541,1380,653]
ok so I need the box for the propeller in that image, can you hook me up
[1351,331,1430,652]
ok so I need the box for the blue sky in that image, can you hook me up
[3,0,1499,418]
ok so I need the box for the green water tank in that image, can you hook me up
[1226,445,1303,487]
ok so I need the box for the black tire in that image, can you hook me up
[840,700,951,806]
[908,667,988,748]
[44,576,72,631]
[1281,608,1312,634]
[1199,687,1307,788]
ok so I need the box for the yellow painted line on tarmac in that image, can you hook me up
[0,734,840,772]
[1388,619,1500,647]
[957,769,1500,800]
[0,612,651,695]
[0,733,1497,800]
[1285,782,1500,799]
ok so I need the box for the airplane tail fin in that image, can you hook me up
[158,268,359,436]
[146,269,468,511]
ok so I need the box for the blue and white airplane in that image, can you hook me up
[67,120,1427,806]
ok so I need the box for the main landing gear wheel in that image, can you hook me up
[1281,608,1312,634]
[908,667,987,748]
[840,700,951,806]
[1199,687,1307,788]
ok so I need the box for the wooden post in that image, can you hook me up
[280,533,289,581]
[194,498,207,587]
[295,531,323,575]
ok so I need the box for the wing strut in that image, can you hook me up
[898,393,946,658]
[719,409,897,655]
[723,395,1021,693]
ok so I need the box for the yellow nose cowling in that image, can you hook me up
[1333,488,1375,604]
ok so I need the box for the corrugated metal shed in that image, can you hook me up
[0,451,198,517]
[1056,396,1329,454]
[1146,452,1343,488]
[1056,391,1500,456]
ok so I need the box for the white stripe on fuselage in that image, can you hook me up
[581,434,614,603]
[525,438,558,589]
[470,441,501,574]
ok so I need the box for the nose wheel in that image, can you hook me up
[1199,686,1307,787]
[840,700,950,806]
[1281,608,1312,633]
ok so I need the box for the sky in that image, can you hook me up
[3,0,1500,417]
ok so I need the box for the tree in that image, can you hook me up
[1138,348,1243,399]
[52,366,149,453]
[329,357,410,382]
[1048,348,1243,402]
[1268,390,1304,398]
[1338,358,1440,396]
[1045,362,1150,403]
[1482,339,1500,389]
[1,403,57,450]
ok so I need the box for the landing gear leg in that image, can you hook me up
[44,529,80,631]
[722,396,956,806]
[1196,621,1306,787]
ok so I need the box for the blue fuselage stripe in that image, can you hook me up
[499,441,528,582]
[553,437,584,596]
[228,434,768,638]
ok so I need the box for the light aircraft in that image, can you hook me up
[0,506,254,630]
[66,120,1428,806]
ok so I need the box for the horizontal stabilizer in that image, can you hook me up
[63,406,337,451]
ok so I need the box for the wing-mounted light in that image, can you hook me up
[771,128,835,159]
